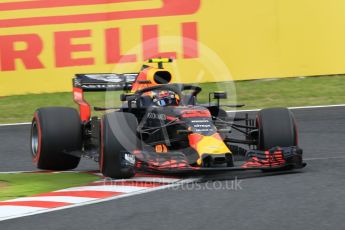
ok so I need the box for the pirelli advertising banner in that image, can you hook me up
[1,0,345,96]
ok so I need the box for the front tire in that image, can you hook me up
[257,107,297,150]
[31,107,82,170]
[99,112,138,179]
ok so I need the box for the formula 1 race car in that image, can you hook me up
[30,58,305,178]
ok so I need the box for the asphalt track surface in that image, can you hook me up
[1,106,345,230]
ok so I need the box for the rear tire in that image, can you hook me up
[99,112,138,179]
[257,107,297,150]
[31,107,82,170]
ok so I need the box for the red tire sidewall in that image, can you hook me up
[32,112,42,165]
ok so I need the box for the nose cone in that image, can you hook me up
[188,133,231,165]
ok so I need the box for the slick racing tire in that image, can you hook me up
[31,107,82,170]
[99,112,138,179]
[256,107,297,150]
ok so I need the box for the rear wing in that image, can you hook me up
[73,59,173,121]
[73,73,138,92]
[73,73,138,122]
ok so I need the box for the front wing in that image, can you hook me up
[132,146,306,175]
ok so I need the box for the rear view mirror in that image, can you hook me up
[209,91,228,107]
[213,91,227,99]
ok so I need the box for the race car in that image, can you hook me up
[30,58,305,178]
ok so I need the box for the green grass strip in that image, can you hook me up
[1,75,345,124]
[0,172,99,201]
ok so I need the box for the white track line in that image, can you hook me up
[304,156,345,161]
[0,122,30,127]
[0,171,37,174]
[289,104,345,110]
[0,170,82,174]
[226,104,345,113]
[1,104,345,127]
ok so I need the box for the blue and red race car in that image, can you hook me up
[30,58,305,178]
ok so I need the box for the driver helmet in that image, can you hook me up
[152,90,180,106]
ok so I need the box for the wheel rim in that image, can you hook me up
[31,120,39,157]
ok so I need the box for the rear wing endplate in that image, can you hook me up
[73,73,138,92]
